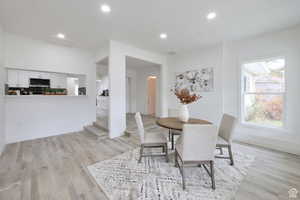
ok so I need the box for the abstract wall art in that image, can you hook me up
[174,68,214,93]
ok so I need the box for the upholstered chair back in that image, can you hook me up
[218,114,236,143]
[135,112,145,143]
[181,124,218,161]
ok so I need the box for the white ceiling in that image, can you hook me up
[1,0,300,53]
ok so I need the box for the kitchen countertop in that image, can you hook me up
[5,95,88,98]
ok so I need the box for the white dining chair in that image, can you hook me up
[215,114,236,165]
[135,112,168,163]
[168,108,181,149]
[175,124,218,190]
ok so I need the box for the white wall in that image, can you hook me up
[98,40,168,138]
[0,25,5,154]
[222,25,300,155]
[126,69,137,113]
[167,25,300,155]
[168,45,223,124]
[4,33,96,143]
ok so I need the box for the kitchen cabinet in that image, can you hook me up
[27,71,39,79]
[41,72,51,79]
[28,71,50,79]
[28,72,44,79]
[78,76,86,88]
[7,70,29,88]
[50,73,67,88]
[6,69,84,92]
[18,71,30,88]
[7,70,19,87]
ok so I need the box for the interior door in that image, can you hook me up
[147,76,156,116]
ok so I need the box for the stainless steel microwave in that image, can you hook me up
[29,78,50,87]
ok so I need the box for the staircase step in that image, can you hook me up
[84,125,108,139]
[124,129,137,137]
[93,121,108,131]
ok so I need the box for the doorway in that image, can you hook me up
[126,77,132,113]
[125,56,161,119]
[147,76,157,116]
[95,58,109,130]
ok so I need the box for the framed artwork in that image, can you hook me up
[174,68,214,93]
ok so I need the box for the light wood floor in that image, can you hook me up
[0,116,300,200]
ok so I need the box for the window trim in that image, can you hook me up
[240,56,287,130]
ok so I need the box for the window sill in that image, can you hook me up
[240,122,288,133]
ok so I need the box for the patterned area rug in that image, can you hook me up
[88,148,255,200]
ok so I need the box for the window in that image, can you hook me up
[241,58,285,128]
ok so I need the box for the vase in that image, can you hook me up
[179,104,189,122]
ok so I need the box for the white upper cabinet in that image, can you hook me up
[41,72,51,79]
[7,69,63,88]
[57,74,67,89]
[50,74,58,88]
[6,69,83,91]
[18,71,30,88]
[27,71,40,79]
[50,73,67,88]
[7,69,29,88]
[28,71,50,79]
[7,70,19,87]
[78,75,86,88]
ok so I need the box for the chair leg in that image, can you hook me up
[228,145,234,166]
[175,150,178,167]
[165,143,169,163]
[171,133,174,150]
[138,145,144,163]
[162,145,165,153]
[210,161,216,190]
[181,164,186,190]
[219,147,223,155]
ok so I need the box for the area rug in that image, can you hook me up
[88,148,255,200]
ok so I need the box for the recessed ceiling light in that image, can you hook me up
[101,4,111,13]
[160,33,168,39]
[56,33,65,39]
[207,12,217,20]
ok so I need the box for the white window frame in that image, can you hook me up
[240,56,286,130]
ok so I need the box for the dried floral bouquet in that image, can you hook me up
[174,88,201,104]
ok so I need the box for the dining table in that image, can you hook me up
[156,117,212,149]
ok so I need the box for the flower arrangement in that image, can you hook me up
[174,88,201,104]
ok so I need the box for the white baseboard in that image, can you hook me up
[234,134,300,156]
[6,129,84,144]
[0,143,5,157]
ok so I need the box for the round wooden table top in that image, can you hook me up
[156,117,212,131]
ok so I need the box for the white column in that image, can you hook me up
[108,41,126,138]
[160,62,168,117]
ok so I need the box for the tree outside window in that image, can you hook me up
[241,58,285,128]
